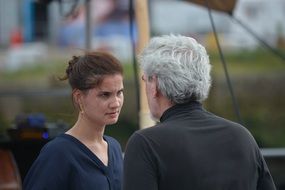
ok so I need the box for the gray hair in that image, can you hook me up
[138,34,212,104]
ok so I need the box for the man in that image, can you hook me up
[123,34,276,190]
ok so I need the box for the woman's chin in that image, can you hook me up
[106,118,119,125]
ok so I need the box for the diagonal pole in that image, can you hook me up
[205,0,243,125]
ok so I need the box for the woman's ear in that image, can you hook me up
[72,89,84,113]
[72,89,81,104]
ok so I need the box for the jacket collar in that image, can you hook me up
[160,101,202,122]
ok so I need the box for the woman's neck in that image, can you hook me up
[66,117,109,166]
[66,116,105,145]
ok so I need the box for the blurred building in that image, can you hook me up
[0,0,48,46]
[0,0,284,50]
[225,0,285,49]
[150,0,285,50]
[0,0,134,63]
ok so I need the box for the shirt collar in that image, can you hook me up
[160,101,202,122]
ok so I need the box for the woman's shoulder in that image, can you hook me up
[23,134,73,189]
[40,134,76,157]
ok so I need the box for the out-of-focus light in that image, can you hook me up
[42,132,49,139]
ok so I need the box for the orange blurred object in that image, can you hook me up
[10,29,23,48]
[0,149,22,190]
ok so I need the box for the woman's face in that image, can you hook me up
[79,74,124,127]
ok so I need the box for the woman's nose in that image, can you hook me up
[110,97,121,108]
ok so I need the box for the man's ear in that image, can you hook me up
[150,76,159,98]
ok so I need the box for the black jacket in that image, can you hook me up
[123,101,276,190]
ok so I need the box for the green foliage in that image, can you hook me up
[0,49,285,148]
[209,48,285,75]
[206,48,285,147]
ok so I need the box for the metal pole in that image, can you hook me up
[85,0,91,50]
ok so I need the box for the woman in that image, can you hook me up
[24,51,124,190]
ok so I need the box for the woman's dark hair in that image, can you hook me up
[61,51,123,91]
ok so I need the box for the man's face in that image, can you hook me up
[142,74,160,121]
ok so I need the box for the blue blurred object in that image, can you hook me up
[27,113,46,128]
[9,113,68,140]
[16,113,46,128]
[42,132,49,139]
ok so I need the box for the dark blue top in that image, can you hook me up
[24,134,123,190]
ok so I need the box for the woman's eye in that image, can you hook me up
[100,92,110,98]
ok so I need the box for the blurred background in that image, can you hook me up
[0,0,285,189]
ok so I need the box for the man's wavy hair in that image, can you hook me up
[138,34,212,104]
